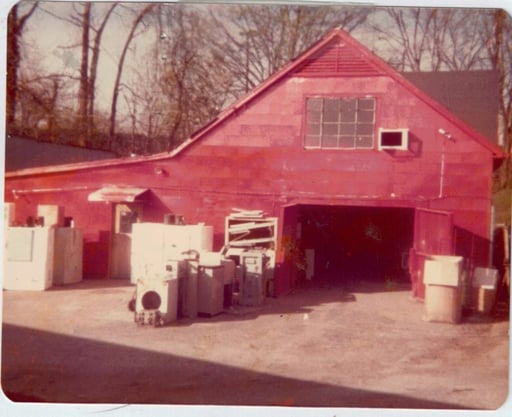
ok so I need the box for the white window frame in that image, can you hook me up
[304,96,376,150]
[378,128,409,151]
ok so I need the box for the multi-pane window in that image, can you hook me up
[305,97,376,149]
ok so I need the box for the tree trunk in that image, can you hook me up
[6,3,38,134]
[88,3,117,141]
[77,3,91,147]
[109,4,154,145]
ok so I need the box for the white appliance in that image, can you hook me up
[4,202,15,227]
[37,204,64,227]
[53,228,83,285]
[239,250,269,306]
[183,260,199,318]
[131,222,213,284]
[165,259,190,319]
[163,224,213,256]
[4,227,55,291]
[224,211,277,296]
[197,263,224,316]
[131,223,166,283]
[134,277,178,326]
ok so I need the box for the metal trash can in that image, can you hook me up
[471,267,499,314]
[423,255,464,323]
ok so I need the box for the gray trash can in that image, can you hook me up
[471,267,499,314]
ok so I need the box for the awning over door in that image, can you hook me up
[88,186,148,203]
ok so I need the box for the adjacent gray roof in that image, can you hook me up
[4,136,118,172]
[402,70,499,143]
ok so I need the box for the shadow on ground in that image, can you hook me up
[2,323,470,409]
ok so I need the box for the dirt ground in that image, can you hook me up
[1,278,510,413]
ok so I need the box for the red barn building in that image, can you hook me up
[4,29,506,297]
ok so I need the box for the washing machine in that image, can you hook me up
[134,277,178,326]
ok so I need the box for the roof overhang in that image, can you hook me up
[88,186,149,203]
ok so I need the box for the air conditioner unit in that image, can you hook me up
[378,128,409,151]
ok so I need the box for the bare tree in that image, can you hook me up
[6,1,38,133]
[372,8,511,183]
[484,9,512,187]
[157,5,227,147]
[121,70,166,148]
[375,8,445,71]
[209,4,370,95]
[17,74,67,141]
[371,8,493,71]
[109,3,154,142]
[435,10,489,71]
[118,4,233,152]
[88,3,118,138]
[76,2,91,146]
[38,2,118,146]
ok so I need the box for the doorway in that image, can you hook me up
[295,204,415,287]
[110,203,143,279]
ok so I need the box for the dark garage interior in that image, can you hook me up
[297,205,415,286]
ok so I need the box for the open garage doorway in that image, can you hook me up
[295,204,415,288]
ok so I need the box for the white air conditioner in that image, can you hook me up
[378,128,409,150]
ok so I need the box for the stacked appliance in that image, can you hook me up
[3,203,83,291]
[224,209,277,305]
[131,223,213,284]
[239,250,271,306]
[53,227,83,285]
[3,226,55,291]
[131,222,213,326]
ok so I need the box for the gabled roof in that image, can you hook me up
[5,29,506,178]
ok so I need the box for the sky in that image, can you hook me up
[17,1,155,114]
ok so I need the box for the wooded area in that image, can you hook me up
[5,2,512,190]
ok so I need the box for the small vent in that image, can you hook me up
[295,38,384,77]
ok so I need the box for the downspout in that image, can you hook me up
[490,206,496,267]
[439,150,445,199]
[438,128,453,198]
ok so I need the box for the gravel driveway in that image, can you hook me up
[1,279,509,412]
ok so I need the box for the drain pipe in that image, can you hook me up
[439,150,446,198]
[438,128,453,198]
